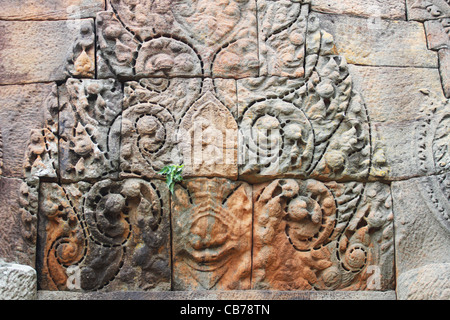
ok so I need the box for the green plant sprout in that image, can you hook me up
[158,164,184,194]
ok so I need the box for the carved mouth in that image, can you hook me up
[185,213,236,271]
[185,242,236,272]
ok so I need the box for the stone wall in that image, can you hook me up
[0,0,449,300]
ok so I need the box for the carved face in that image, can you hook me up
[171,178,252,290]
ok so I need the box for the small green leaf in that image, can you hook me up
[159,164,184,194]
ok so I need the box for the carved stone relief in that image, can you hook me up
[252,179,394,290]
[171,178,252,290]
[409,0,450,98]
[37,178,171,291]
[97,0,259,79]
[59,78,123,182]
[1,0,402,295]
[416,91,450,233]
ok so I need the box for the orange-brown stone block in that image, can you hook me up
[252,179,395,290]
[171,178,252,290]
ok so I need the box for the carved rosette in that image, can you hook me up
[253,179,394,290]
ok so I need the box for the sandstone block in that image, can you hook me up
[120,78,238,180]
[59,78,122,182]
[237,74,373,183]
[0,0,104,20]
[0,259,36,300]
[311,0,406,19]
[348,65,445,123]
[316,13,438,68]
[439,49,450,98]
[374,91,450,180]
[171,178,253,290]
[257,0,309,78]
[252,179,394,291]
[406,0,450,21]
[37,179,171,291]
[0,178,37,267]
[0,19,95,85]
[0,83,58,179]
[392,175,450,278]
[397,263,450,300]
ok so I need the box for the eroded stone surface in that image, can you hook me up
[59,79,122,182]
[439,49,450,98]
[97,0,259,79]
[0,0,104,20]
[252,179,394,290]
[171,178,252,290]
[349,65,445,123]
[0,20,95,85]
[407,0,450,21]
[392,174,450,277]
[397,263,450,300]
[237,76,372,183]
[0,178,36,267]
[0,259,36,300]
[257,0,309,78]
[311,0,406,19]
[316,13,438,68]
[37,179,171,291]
[416,91,450,175]
[0,83,58,179]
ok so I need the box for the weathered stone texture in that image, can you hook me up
[316,13,438,68]
[37,289,397,300]
[311,0,406,19]
[392,176,450,274]
[397,264,450,300]
[171,178,253,290]
[252,179,394,291]
[0,19,95,85]
[0,178,36,267]
[0,260,36,300]
[406,0,450,21]
[2,0,450,300]
[59,78,122,182]
[120,78,238,180]
[37,179,171,292]
[393,173,450,300]
[98,0,259,79]
[439,49,450,98]
[0,0,104,20]
[0,83,58,179]
[348,66,444,123]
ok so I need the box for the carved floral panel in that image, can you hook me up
[97,0,259,79]
[252,179,394,290]
[37,179,171,291]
